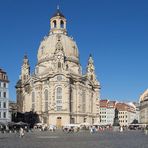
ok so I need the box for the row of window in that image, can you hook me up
[0,91,7,98]
[31,87,87,112]
[101,120,106,122]
[101,115,106,118]
[119,112,126,114]
[119,120,127,123]
[101,115,128,118]
[119,115,128,118]
[0,112,7,118]
[0,102,7,108]
[100,112,106,114]
[0,82,7,88]
[52,20,64,28]
[100,108,106,111]
[32,87,63,111]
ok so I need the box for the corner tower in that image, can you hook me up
[86,54,97,83]
[21,54,30,83]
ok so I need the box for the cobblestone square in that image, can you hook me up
[0,130,148,148]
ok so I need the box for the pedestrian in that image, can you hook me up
[120,126,123,132]
[145,125,148,135]
[19,127,24,138]
[90,126,93,134]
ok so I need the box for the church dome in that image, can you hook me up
[140,89,148,102]
[37,34,79,64]
[37,8,79,64]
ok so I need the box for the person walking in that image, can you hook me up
[120,126,123,132]
[19,127,24,138]
[90,126,93,134]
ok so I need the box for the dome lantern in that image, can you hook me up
[37,7,79,67]
[50,6,67,35]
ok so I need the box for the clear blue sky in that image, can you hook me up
[0,0,148,102]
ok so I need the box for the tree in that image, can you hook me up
[12,111,40,128]
[24,111,40,128]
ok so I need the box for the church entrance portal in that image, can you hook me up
[56,117,62,128]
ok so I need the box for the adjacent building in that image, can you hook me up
[100,100,108,125]
[107,101,116,125]
[100,99,137,126]
[0,68,10,123]
[100,100,116,125]
[116,103,136,126]
[16,8,101,127]
[9,100,17,122]
[139,89,148,124]
[128,102,140,123]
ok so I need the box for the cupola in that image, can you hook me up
[50,6,67,35]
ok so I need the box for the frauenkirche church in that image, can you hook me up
[16,8,101,127]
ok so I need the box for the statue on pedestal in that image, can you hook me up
[113,108,120,126]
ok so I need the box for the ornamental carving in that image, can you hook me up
[24,85,31,94]
[55,34,63,52]
[56,34,61,41]
[55,41,63,52]
[35,85,42,91]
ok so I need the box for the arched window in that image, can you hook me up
[57,87,62,99]
[58,62,61,69]
[60,20,64,28]
[53,20,57,28]
[91,93,93,113]
[44,89,48,112]
[32,92,35,110]
[56,87,62,111]
[82,90,86,112]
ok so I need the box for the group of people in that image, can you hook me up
[1,123,147,138]
[33,124,57,132]
[89,125,125,134]
[90,126,97,134]
[62,126,80,133]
